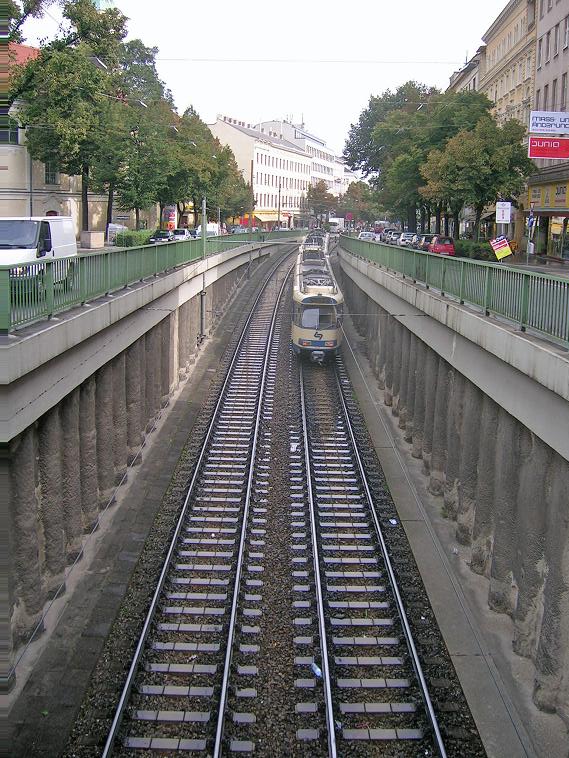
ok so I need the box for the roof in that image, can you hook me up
[8,42,40,67]
[216,119,308,158]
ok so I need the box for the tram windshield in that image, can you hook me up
[300,306,336,329]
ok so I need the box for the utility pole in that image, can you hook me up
[201,195,207,259]
[247,158,253,277]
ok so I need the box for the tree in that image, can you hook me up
[7,1,55,44]
[421,117,535,240]
[10,1,128,230]
[337,182,382,225]
[307,180,334,224]
[114,102,174,229]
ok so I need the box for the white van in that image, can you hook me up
[195,222,219,237]
[1,216,77,287]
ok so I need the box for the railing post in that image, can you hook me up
[45,260,54,318]
[80,255,88,304]
[413,251,417,283]
[105,251,111,295]
[459,260,465,304]
[441,259,446,297]
[0,268,11,332]
[483,265,491,316]
[425,255,429,289]
[520,272,529,332]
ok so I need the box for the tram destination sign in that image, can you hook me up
[528,136,569,159]
[529,111,569,135]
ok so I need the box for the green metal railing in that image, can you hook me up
[1,230,301,332]
[340,235,569,347]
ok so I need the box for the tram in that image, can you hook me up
[291,241,343,363]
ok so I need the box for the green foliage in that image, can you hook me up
[337,181,382,223]
[307,180,335,216]
[454,239,492,261]
[114,229,152,247]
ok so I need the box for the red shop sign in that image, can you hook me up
[528,136,569,159]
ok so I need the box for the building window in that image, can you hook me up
[547,0,552,9]
[554,24,559,56]
[537,37,543,67]
[545,31,551,62]
[552,79,558,110]
[561,73,568,111]
[564,16,569,48]
[544,83,549,109]
[539,0,544,19]
[44,162,59,185]
[0,118,19,144]
[536,88,541,109]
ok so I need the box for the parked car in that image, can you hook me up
[172,228,192,241]
[428,235,456,256]
[397,232,415,247]
[417,234,435,251]
[357,231,375,242]
[384,228,400,242]
[384,231,398,244]
[149,229,175,243]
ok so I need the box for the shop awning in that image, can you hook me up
[254,211,281,223]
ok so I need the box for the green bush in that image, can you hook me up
[115,230,153,247]
[455,239,493,261]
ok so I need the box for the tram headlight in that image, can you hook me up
[325,340,336,347]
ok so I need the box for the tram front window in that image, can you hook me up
[301,307,335,329]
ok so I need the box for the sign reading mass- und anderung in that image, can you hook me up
[529,111,569,135]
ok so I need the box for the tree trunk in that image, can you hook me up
[135,207,140,230]
[474,205,483,241]
[420,206,426,234]
[192,196,199,227]
[81,164,89,232]
[435,203,442,234]
[407,205,417,233]
[453,210,460,240]
[444,213,449,236]
[106,183,114,233]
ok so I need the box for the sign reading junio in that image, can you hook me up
[529,111,569,135]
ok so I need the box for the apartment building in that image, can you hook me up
[209,116,311,227]
[527,0,569,256]
[256,120,349,195]
[448,1,537,242]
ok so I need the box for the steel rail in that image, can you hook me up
[102,251,296,758]
[333,363,447,758]
[299,363,338,758]
[212,265,292,755]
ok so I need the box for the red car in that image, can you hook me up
[428,235,456,256]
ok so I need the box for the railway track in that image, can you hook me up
[103,256,292,756]
[297,358,446,756]
[98,253,483,757]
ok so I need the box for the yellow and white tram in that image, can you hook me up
[291,245,343,363]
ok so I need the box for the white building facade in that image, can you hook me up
[209,116,311,227]
[256,120,349,195]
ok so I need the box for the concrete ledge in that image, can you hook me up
[339,249,569,463]
[0,243,270,385]
[0,243,288,442]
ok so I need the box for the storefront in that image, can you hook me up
[527,180,569,258]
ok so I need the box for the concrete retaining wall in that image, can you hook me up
[5,252,256,685]
[338,257,569,723]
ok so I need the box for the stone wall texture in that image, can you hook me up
[8,264,243,660]
[338,269,569,724]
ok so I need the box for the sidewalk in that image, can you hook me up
[507,253,569,278]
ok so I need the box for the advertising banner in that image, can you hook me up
[528,136,569,159]
[161,204,177,230]
[529,111,569,135]
[489,235,513,261]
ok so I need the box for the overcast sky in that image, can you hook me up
[24,0,506,155]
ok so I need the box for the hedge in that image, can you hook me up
[114,230,153,247]
[454,239,493,261]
